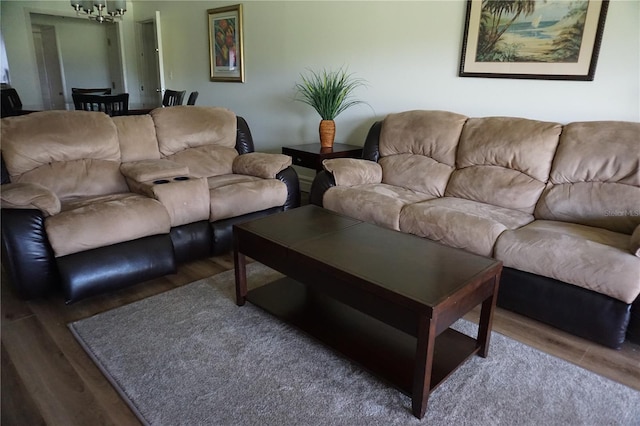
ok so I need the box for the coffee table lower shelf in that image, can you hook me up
[246,277,481,399]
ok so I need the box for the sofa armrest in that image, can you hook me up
[1,183,61,216]
[1,208,59,299]
[150,177,210,227]
[322,158,382,187]
[276,166,301,210]
[233,152,292,179]
[120,159,189,182]
[309,170,335,207]
[121,160,209,227]
[235,116,255,154]
[631,224,640,257]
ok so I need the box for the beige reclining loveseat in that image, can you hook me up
[1,106,299,302]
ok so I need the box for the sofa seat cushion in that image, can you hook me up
[495,220,640,304]
[399,197,534,257]
[207,174,288,222]
[45,193,171,257]
[323,184,434,231]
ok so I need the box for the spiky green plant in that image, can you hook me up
[294,67,367,120]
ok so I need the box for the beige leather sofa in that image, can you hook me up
[310,110,640,349]
[1,106,299,302]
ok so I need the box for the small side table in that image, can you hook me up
[282,143,363,173]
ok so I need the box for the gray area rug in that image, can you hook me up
[69,263,640,426]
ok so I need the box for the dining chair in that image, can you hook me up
[72,93,129,116]
[162,89,186,107]
[71,87,112,95]
[1,87,39,117]
[186,91,199,105]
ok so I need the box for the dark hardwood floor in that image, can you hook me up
[2,253,639,425]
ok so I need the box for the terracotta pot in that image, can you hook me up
[319,119,336,148]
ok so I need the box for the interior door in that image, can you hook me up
[105,23,124,94]
[136,11,165,108]
[153,11,166,103]
[32,25,65,110]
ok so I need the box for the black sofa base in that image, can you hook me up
[170,221,213,263]
[211,207,284,256]
[627,298,640,345]
[497,267,631,349]
[58,234,176,304]
[170,208,292,260]
[1,208,59,299]
[1,206,300,304]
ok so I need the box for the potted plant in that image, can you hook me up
[294,67,367,148]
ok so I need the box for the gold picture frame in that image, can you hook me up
[459,0,609,81]
[208,4,245,82]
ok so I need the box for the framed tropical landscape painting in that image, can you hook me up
[459,0,609,80]
[208,4,245,82]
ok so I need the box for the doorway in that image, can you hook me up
[30,13,124,110]
[136,11,165,108]
[32,24,65,110]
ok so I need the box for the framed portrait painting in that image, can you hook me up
[459,0,609,80]
[208,4,245,82]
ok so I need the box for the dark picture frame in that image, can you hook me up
[208,4,245,82]
[459,0,609,81]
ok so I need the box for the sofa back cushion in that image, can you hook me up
[113,115,161,162]
[535,121,640,234]
[152,106,238,178]
[164,145,239,178]
[445,117,562,214]
[1,111,128,200]
[378,110,467,197]
[152,106,237,155]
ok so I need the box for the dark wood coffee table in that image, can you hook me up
[282,143,363,172]
[234,205,502,419]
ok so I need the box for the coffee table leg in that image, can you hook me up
[477,276,500,358]
[412,314,436,419]
[234,245,247,306]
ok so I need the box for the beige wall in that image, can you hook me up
[2,1,639,183]
[137,2,639,121]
